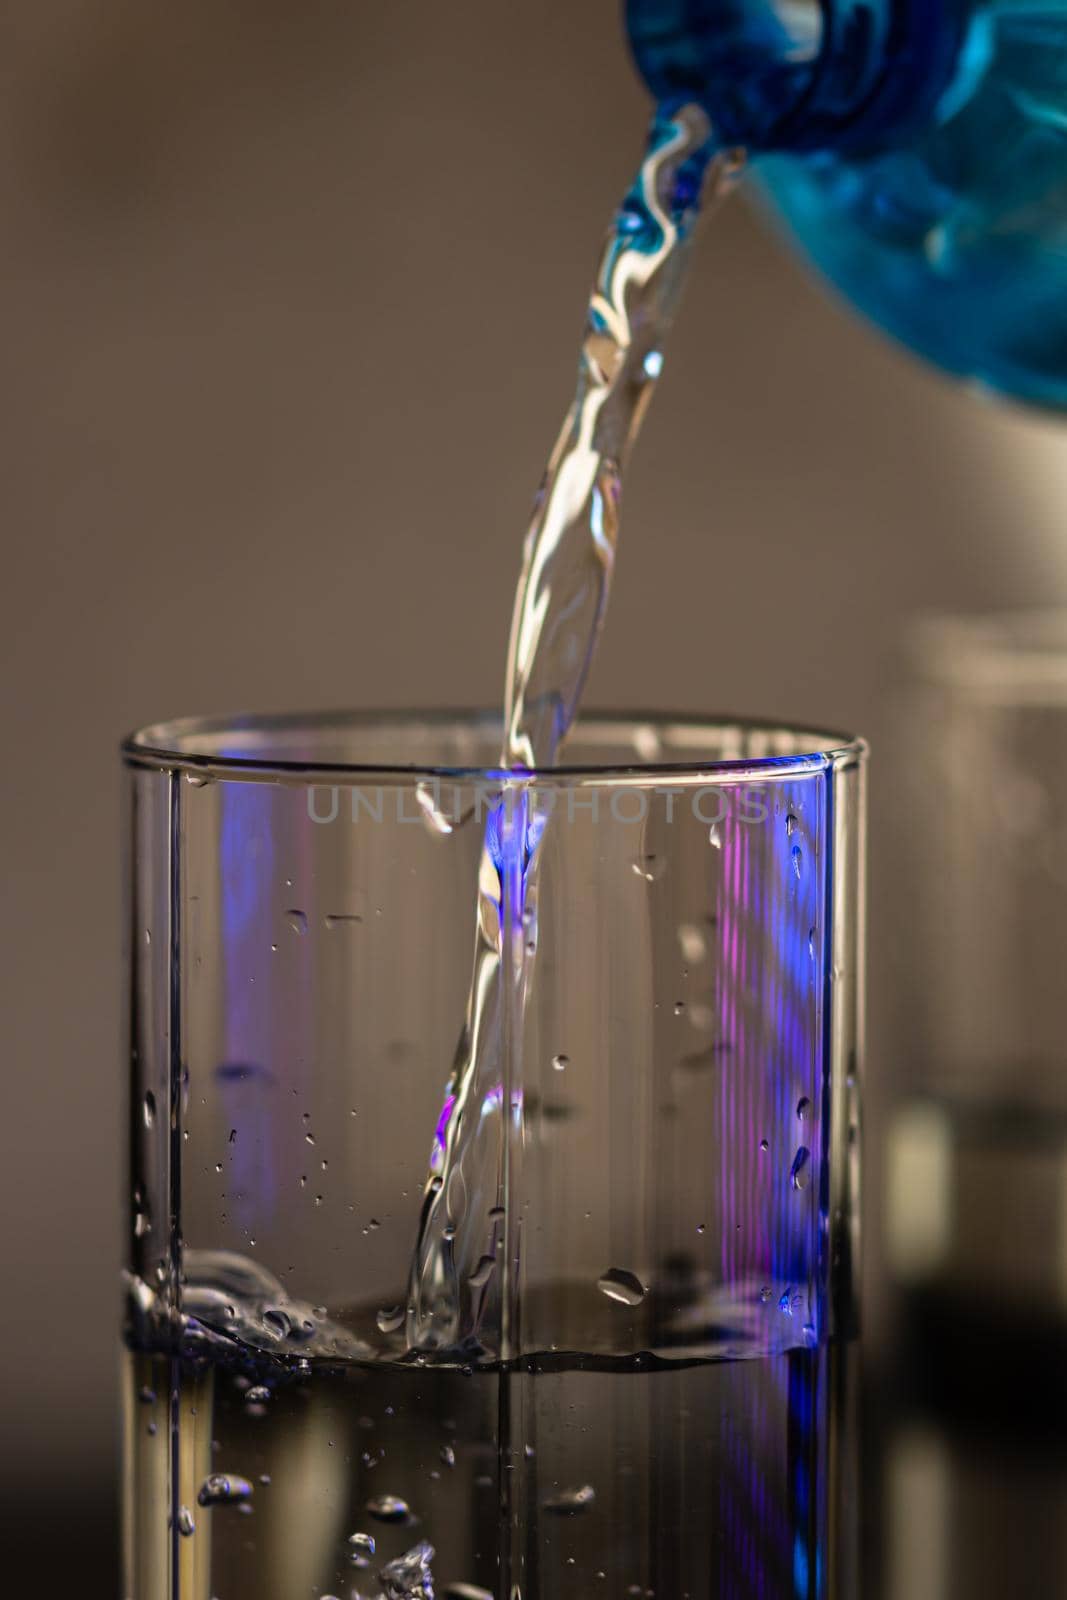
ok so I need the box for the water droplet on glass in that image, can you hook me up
[349,1532,376,1558]
[469,1255,496,1290]
[673,1000,685,1016]
[524,1443,536,1459]
[808,926,816,958]
[597,1268,646,1306]
[708,823,723,850]
[368,1218,380,1231]
[366,1494,412,1524]
[552,1053,569,1072]
[759,1138,769,1153]
[142,1090,156,1129]
[791,845,803,880]
[198,1473,253,1507]
[440,1444,456,1468]
[544,1484,596,1514]
[632,854,664,882]
[325,913,363,930]
[790,1146,811,1190]
[677,923,707,964]
[305,1132,315,1145]
[696,1223,706,1235]
[416,781,455,835]
[287,909,308,936]
[797,1097,811,1122]
[786,813,799,837]
[177,1507,195,1536]
[376,1305,404,1334]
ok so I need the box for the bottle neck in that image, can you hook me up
[626,0,966,153]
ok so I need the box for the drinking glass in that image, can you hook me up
[880,612,1067,1599]
[122,711,865,1600]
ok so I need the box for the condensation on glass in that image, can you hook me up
[122,711,865,1600]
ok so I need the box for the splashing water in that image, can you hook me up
[407,106,744,1354]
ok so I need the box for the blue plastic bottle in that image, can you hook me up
[627,0,1067,409]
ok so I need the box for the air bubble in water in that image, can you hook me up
[597,1268,646,1306]
[797,1097,811,1122]
[287,909,308,936]
[790,1146,811,1190]
[469,1255,496,1290]
[552,1054,569,1072]
[245,1386,270,1405]
[177,1507,195,1536]
[791,845,803,879]
[677,923,706,964]
[366,1494,412,1524]
[544,1484,596,1514]
[198,1473,253,1507]
[673,1000,685,1016]
[786,813,799,836]
[142,1090,156,1129]
[440,1444,456,1468]
[444,1586,494,1600]
[377,1306,405,1334]
[348,1532,376,1558]
[759,1138,769,1153]
[379,1541,435,1600]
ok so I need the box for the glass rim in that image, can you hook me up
[122,707,866,784]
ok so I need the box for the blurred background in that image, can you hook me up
[4,2,1067,1593]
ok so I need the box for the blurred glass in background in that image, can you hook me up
[879,610,1067,1599]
